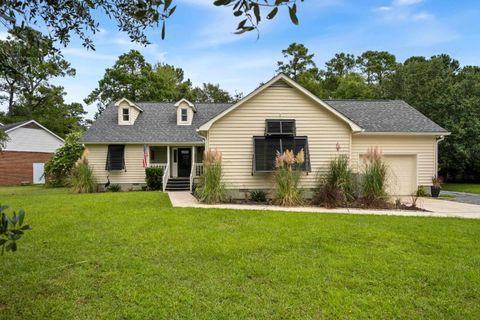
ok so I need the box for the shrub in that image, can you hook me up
[69,155,97,193]
[314,155,356,208]
[273,149,304,206]
[416,185,427,197]
[432,176,443,188]
[360,147,388,206]
[250,190,267,202]
[44,132,84,187]
[145,167,164,190]
[196,149,226,204]
[1,204,32,255]
[108,184,122,192]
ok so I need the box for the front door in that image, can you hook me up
[177,148,191,177]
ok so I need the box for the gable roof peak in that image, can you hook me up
[174,98,196,112]
[114,98,144,112]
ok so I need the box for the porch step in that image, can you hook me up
[165,178,190,191]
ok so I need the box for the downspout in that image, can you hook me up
[435,136,445,176]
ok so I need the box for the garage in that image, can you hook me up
[383,155,417,195]
[359,154,417,196]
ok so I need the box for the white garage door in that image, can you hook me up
[359,154,417,196]
[383,155,417,195]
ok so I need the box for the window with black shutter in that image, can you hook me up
[106,145,125,171]
[253,136,310,172]
[265,119,296,136]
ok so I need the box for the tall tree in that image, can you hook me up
[191,83,232,103]
[85,50,153,115]
[276,43,316,80]
[86,51,235,116]
[0,27,75,118]
[356,51,397,85]
[325,53,356,78]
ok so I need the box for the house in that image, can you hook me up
[80,74,449,195]
[0,120,64,185]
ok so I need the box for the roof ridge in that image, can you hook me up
[135,101,234,105]
[324,99,404,102]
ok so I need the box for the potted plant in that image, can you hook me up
[431,176,443,198]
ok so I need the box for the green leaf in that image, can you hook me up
[164,0,172,10]
[0,239,6,245]
[234,10,243,17]
[237,19,248,29]
[168,6,176,16]
[161,21,166,40]
[214,0,233,6]
[253,4,261,23]
[18,208,25,226]
[267,7,278,20]
[21,225,32,230]
[288,5,299,25]
[6,241,16,252]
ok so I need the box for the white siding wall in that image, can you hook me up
[5,127,63,152]
[85,144,146,184]
[207,80,351,190]
[351,135,437,186]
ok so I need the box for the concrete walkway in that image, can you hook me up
[168,192,480,219]
[441,190,480,205]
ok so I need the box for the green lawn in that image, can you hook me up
[443,183,480,194]
[1,186,479,319]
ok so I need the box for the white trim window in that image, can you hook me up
[181,108,188,122]
[122,108,130,122]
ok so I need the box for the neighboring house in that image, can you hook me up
[80,74,449,195]
[0,120,64,185]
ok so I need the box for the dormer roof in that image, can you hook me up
[174,98,196,112]
[114,98,144,112]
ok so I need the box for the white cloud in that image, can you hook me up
[412,12,434,21]
[0,31,10,40]
[112,36,167,62]
[377,6,393,11]
[394,0,423,5]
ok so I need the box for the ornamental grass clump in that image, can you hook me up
[360,147,388,206]
[273,149,305,206]
[196,149,226,204]
[314,155,356,208]
[69,150,97,193]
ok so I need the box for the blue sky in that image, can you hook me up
[2,0,480,118]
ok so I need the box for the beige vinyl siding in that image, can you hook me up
[85,144,146,184]
[351,135,437,187]
[207,80,351,190]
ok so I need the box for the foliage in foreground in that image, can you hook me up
[0,186,479,319]
[314,155,356,208]
[0,204,31,255]
[196,149,226,204]
[68,154,97,193]
[273,149,305,206]
[44,132,85,187]
[145,167,164,190]
[249,190,268,203]
[0,130,9,151]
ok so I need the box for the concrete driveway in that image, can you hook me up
[169,192,480,219]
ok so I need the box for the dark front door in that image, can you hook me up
[177,148,191,177]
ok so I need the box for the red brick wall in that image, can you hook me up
[0,151,53,186]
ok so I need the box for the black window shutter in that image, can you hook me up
[106,145,125,171]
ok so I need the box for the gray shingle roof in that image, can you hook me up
[81,99,448,144]
[0,120,30,131]
[80,102,232,143]
[325,100,448,133]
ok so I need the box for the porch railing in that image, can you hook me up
[190,163,204,192]
[162,164,170,192]
[150,163,168,171]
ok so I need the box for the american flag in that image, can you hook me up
[143,144,148,168]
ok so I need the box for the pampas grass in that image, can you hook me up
[196,148,226,204]
[360,147,388,205]
[69,153,97,193]
[273,149,305,206]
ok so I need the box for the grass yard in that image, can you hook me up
[443,183,480,194]
[1,186,479,319]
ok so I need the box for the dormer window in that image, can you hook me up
[181,108,188,122]
[122,108,130,122]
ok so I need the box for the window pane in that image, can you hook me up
[106,145,125,170]
[266,121,281,134]
[254,137,281,172]
[281,121,295,134]
[181,109,188,121]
